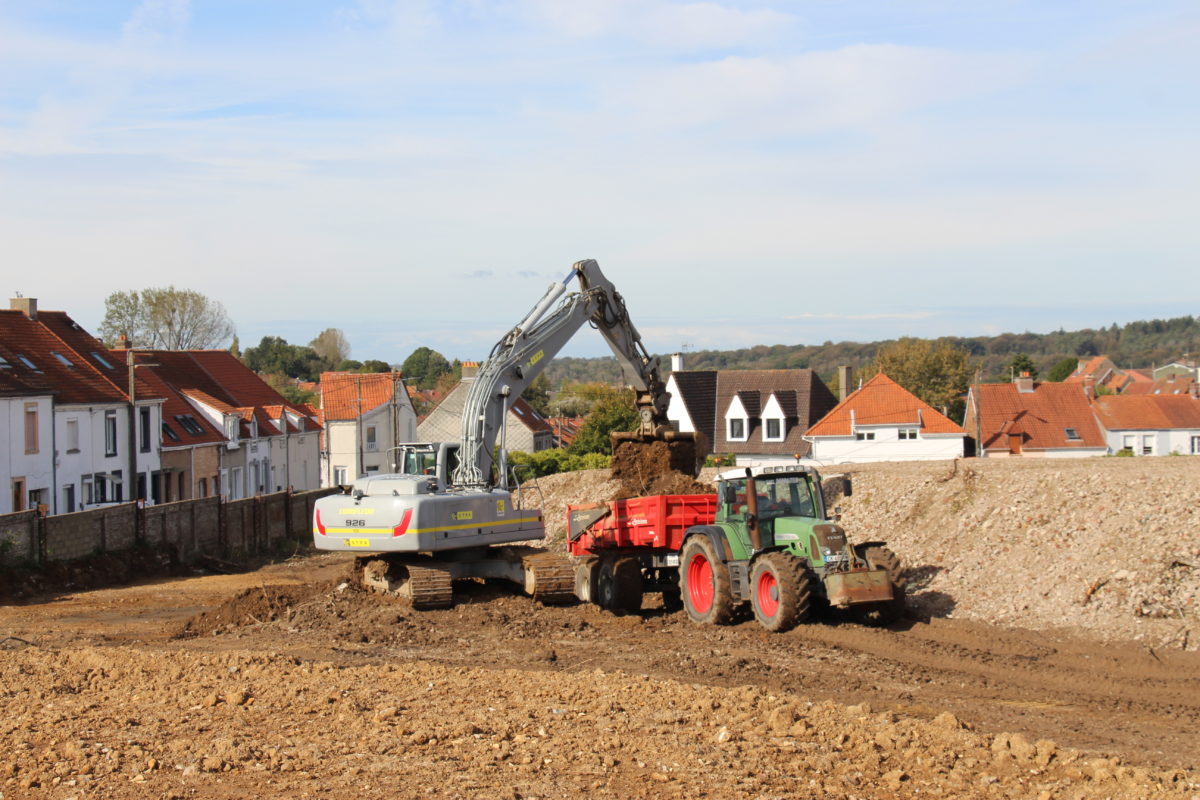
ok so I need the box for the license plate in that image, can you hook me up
[345,538,370,548]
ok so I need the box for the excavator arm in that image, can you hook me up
[452,259,689,489]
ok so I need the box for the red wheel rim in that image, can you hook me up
[757,569,779,617]
[687,551,714,613]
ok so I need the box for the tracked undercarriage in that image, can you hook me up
[354,547,575,609]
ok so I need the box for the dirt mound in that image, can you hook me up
[609,439,708,499]
[178,581,333,637]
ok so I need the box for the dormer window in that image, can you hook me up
[225,417,238,440]
[1065,428,1080,440]
[728,417,746,441]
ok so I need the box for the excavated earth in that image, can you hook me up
[1,457,1198,799]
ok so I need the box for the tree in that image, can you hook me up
[568,387,640,456]
[360,359,393,373]
[309,328,350,370]
[1047,357,1078,383]
[401,347,453,389]
[1008,353,1038,381]
[99,287,235,349]
[870,338,974,416]
[550,381,620,417]
[243,336,322,380]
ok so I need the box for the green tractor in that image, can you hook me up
[679,465,906,632]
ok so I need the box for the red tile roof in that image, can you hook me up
[806,373,964,437]
[971,381,1106,452]
[1092,395,1200,430]
[320,372,405,421]
[1121,375,1197,397]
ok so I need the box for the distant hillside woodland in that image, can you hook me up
[542,316,1200,387]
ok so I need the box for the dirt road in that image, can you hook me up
[1,553,1197,799]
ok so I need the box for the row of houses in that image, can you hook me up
[1,298,322,516]
[665,355,1200,466]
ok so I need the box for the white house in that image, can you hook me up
[0,385,54,514]
[804,373,966,464]
[1091,392,1200,456]
[320,371,418,486]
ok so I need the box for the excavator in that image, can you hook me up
[312,259,699,608]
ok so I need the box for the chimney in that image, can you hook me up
[117,334,130,350]
[1083,374,1095,401]
[837,365,852,401]
[10,296,36,320]
[670,352,684,372]
[1190,380,1198,400]
[461,361,480,380]
[1015,371,1035,394]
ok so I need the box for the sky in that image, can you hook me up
[2,1,1198,364]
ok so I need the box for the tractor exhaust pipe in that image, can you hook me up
[744,468,762,553]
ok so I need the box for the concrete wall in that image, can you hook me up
[0,487,335,568]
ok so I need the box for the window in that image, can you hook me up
[66,418,80,452]
[230,467,243,500]
[1191,436,1200,455]
[728,418,746,440]
[0,355,9,369]
[105,411,118,456]
[1064,428,1080,440]
[162,422,180,442]
[94,474,107,503]
[63,484,75,513]
[112,470,123,503]
[1142,434,1154,456]
[1122,434,1135,452]
[16,354,40,371]
[140,407,151,452]
[175,415,204,435]
[83,478,93,505]
[898,429,917,440]
[51,351,74,367]
[366,426,378,451]
[334,467,348,485]
[24,403,38,454]
[765,418,782,440]
[198,477,208,498]
[91,352,114,369]
[855,431,876,441]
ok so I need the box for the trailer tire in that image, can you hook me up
[852,545,906,625]
[750,552,813,632]
[574,557,600,604]
[597,556,643,612]
[681,536,734,625]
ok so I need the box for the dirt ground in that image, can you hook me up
[1,551,1198,800]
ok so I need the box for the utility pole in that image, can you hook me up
[391,372,400,472]
[127,348,139,503]
[355,374,364,477]
[974,369,984,458]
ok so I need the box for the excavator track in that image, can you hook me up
[521,551,576,605]
[406,564,454,610]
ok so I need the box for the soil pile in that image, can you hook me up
[609,440,707,499]
[2,643,1195,800]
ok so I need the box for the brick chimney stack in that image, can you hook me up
[461,361,480,379]
[10,296,36,320]
[1015,371,1035,393]
[1083,375,1095,401]
[837,365,852,401]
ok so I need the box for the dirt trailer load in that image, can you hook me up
[570,465,906,632]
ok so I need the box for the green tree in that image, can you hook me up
[871,337,974,416]
[401,347,453,389]
[550,381,619,417]
[309,328,350,371]
[99,286,235,349]
[1008,352,1038,381]
[243,336,322,380]
[360,359,393,373]
[568,387,639,456]
[1047,357,1078,382]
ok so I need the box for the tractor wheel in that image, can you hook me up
[853,545,907,625]
[750,552,814,633]
[597,557,643,612]
[574,557,600,604]
[680,537,734,625]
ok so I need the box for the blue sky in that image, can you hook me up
[2,1,1197,364]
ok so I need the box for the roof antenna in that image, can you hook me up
[13,291,22,298]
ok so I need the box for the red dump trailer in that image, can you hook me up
[568,494,717,612]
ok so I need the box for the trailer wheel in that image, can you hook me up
[573,557,599,604]
[597,557,643,612]
[852,545,906,626]
[750,552,812,633]
[680,537,734,625]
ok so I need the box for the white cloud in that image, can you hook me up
[122,0,191,45]
[524,0,792,48]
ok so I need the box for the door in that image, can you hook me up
[11,479,25,512]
